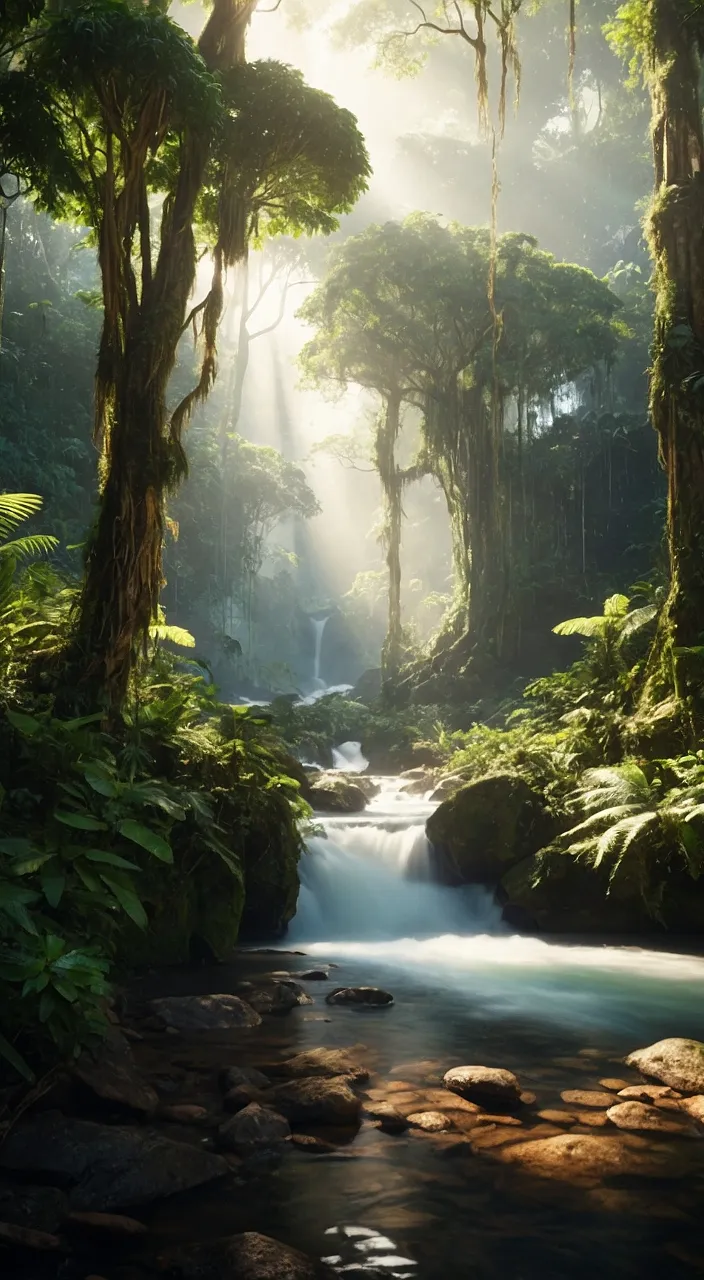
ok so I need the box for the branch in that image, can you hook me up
[180,294,210,338]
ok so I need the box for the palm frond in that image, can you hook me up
[0,534,59,561]
[618,603,658,643]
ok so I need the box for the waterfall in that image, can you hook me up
[289,779,500,943]
[311,615,330,684]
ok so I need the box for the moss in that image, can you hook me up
[426,772,553,885]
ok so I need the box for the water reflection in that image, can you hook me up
[323,1224,417,1277]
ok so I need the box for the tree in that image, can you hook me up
[0,0,369,710]
[608,2,704,717]
[300,215,620,685]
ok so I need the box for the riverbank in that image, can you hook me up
[3,941,704,1280]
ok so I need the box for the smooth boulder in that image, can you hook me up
[308,773,368,814]
[625,1038,704,1094]
[444,1066,521,1107]
[161,1231,336,1279]
[266,1046,370,1083]
[325,987,393,1008]
[268,1076,361,1125]
[73,1027,158,1116]
[248,981,313,1015]
[426,773,551,885]
[606,1101,696,1135]
[0,1112,228,1211]
[220,1065,271,1092]
[495,1133,689,1183]
[150,994,261,1032]
[218,1104,290,1156]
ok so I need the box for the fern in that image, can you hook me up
[0,494,58,560]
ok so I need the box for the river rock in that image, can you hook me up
[220,1065,271,1092]
[299,970,329,981]
[150,994,261,1032]
[309,774,368,814]
[426,773,551,885]
[560,1090,615,1108]
[325,987,394,1008]
[444,1066,521,1106]
[73,1027,158,1116]
[67,1211,148,1236]
[248,981,313,1015]
[158,1105,209,1124]
[406,1111,453,1132]
[606,1101,696,1135]
[0,1112,228,1211]
[268,1076,361,1125]
[625,1038,704,1093]
[223,1085,265,1113]
[364,1102,409,1133]
[616,1083,682,1109]
[161,1230,336,1279]
[266,1047,370,1083]
[0,1184,68,1234]
[680,1095,704,1122]
[495,1133,689,1183]
[218,1104,290,1156]
[0,1222,61,1251]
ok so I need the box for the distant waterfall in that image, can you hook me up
[311,615,330,684]
[289,779,500,943]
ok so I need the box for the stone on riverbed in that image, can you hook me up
[150,994,261,1032]
[73,1027,158,1116]
[268,1076,361,1125]
[606,1101,697,1136]
[266,1047,370,1083]
[218,1104,290,1156]
[625,1038,704,1094]
[364,1101,409,1133]
[444,1066,521,1107]
[248,981,313,1015]
[406,1111,453,1133]
[223,1085,266,1113]
[325,987,393,1008]
[220,1065,271,1092]
[308,773,368,814]
[160,1231,336,1279]
[0,1184,68,1235]
[560,1090,615,1109]
[0,1112,228,1211]
[494,1133,690,1184]
[616,1083,682,1109]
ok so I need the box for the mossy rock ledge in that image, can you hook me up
[426,772,553,887]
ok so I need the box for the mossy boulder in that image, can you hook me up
[239,789,302,939]
[500,849,704,934]
[499,852,653,934]
[426,773,552,886]
[308,772,368,813]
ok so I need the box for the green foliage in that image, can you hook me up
[551,756,704,915]
[271,690,444,771]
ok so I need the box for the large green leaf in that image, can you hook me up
[0,1031,35,1082]
[99,874,148,928]
[117,820,172,862]
[54,810,107,832]
[5,710,41,736]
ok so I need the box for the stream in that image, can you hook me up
[140,779,704,1280]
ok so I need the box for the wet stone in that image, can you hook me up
[220,1066,271,1093]
[599,1078,630,1092]
[161,1230,336,1279]
[625,1038,704,1094]
[606,1101,697,1136]
[405,1111,453,1132]
[560,1090,615,1108]
[266,1047,370,1083]
[444,1066,521,1107]
[325,987,394,1008]
[617,1083,682,1108]
[150,995,261,1032]
[268,1076,361,1126]
[218,1103,290,1156]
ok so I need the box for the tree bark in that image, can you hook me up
[376,387,404,678]
[643,0,704,707]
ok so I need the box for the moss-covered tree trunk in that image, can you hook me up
[644,0,704,707]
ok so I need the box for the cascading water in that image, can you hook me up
[289,779,500,943]
[311,615,329,685]
[288,777,704,1036]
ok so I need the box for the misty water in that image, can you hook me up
[145,781,704,1280]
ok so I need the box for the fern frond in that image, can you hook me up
[0,534,59,561]
[553,615,607,638]
[619,603,657,644]
[595,812,656,868]
[0,494,43,540]
[149,624,196,649]
[563,804,641,840]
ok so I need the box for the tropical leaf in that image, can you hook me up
[117,819,172,862]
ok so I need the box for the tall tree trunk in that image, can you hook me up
[376,387,404,678]
[643,0,704,707]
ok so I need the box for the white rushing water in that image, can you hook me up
[288,778,704,1034]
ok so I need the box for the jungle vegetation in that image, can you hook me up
[2,0,704,1079]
